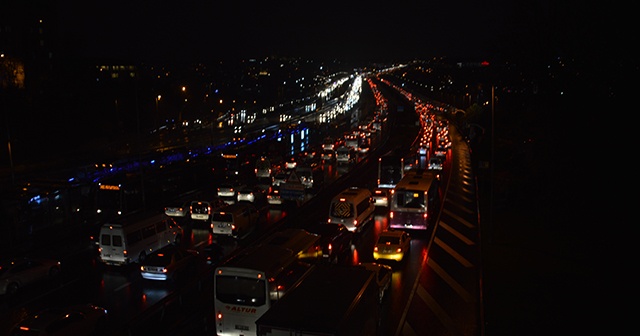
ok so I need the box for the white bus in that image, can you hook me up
[214,244,315,336]
[389,169,441,231]
[98,211,183,266]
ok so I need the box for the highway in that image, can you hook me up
[0,74,483,336]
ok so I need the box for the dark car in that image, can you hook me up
[139,245,200,283]
[306,223,353,264]
[9,304,109,336]
[0,257,62,296]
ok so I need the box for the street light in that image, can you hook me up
[155,95,161,129]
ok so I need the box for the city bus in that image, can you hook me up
[389,169,440,230]
[213,244,315,336]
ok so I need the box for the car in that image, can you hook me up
[434,146,447,160]
[0,257,62,296]
[236,186,257,203]
[373,229,411,262]
[335,146,352,164]
[164,200,190,218]
[139,245,200,283]
[372,188,390,207]
[306,223,353,264]
[271,172,288,187]
[189,199,225,221]
[284,156,297,170]
[9,303,109,336]
[217,182,244,204]
[266,185,284,205]
[201,242,225,265]
[427,157,443,171]
[357,262,393,302]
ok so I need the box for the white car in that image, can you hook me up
[272,172,288,187]
[427,157,443,170]
[372,188,389,207]
[237,187,256,203]
[164,201,190,218]
[217,182,244,204]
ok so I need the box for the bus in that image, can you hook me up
[94,172,144,221]
[389,169,440,230]
[98,211,183,266]
[213,244,316,336]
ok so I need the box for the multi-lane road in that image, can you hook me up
[0,75,483,336]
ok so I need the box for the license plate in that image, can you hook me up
[235,325,249,331]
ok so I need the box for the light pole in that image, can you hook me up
[155,95,161,130]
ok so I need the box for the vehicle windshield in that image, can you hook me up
[215,275,267,306]
[378,235,400,245]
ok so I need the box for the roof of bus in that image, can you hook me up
[261,228,320,254]
[217,244,298,277]
[394,169,439,190]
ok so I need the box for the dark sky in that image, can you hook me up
[6,0,614,65]
[53,1,545,63]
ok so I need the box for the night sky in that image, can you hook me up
[50,0,617,64]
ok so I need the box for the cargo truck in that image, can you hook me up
[255,264,381,336]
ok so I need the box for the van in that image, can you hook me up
[98,211,183,266]
[327,187,375,232]
[255,156,272,178]
[210,202,260,239]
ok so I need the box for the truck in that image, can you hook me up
[255,264,381,336]
[377,152,404,189]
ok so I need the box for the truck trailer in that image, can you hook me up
[255,264,381,336]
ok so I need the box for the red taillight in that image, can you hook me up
[328,243,333,251]
[217,312,223,319]
[374,246,378,252]
[396,248,402,253]
[389,211,394,219]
